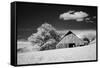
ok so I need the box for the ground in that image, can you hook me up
[17,30,97,65]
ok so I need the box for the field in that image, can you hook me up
[17,30,97,65]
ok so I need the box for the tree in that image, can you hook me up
[28,33,44,46]
[28,23,61,50]
[40,39,57,51]
[49,30,61,42]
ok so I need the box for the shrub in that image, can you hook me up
[81,33,96,45]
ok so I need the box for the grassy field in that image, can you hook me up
[17,30,97,65]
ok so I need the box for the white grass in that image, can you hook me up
[17,41,33,49]
[17,41,96,65]
[17,30,97,65]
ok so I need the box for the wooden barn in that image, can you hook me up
[56,31,85,49]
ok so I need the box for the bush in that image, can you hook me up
[81,33,96,45]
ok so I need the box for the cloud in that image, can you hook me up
[59,11,88,22]
[84,16,96,23]
[85,18,90,21]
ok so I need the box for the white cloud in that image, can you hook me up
[85,16,96,23]
[85,18,90,21]
[59,11,88,22]
[76,18,84,22]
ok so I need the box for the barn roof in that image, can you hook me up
[56,31,84,47]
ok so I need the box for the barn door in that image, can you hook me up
[69,43,75,48]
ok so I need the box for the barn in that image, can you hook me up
[56,31,85,49]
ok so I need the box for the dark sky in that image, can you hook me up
[16,2,97,39]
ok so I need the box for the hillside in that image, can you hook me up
[17,41,96,65]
